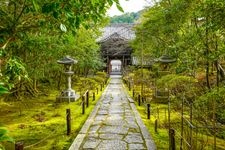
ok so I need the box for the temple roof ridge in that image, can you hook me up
[97,23,136,42]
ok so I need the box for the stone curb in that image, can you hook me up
[128,97,134,103]
[69,85,110,150]
[123,84,157,150]
[130,103,157,150]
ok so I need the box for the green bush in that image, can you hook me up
[0,127,14,150]
[156,74,198,99]
[194,87,225,124]
[128,69,153,85]
[0,84,8,96]
[93,76,105,84]
[95,72,107,79]
[75,77,98,94]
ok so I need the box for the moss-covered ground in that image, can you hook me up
[125,85,225,150]
[0,85,106,150]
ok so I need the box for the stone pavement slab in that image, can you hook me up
[69,75,156,150]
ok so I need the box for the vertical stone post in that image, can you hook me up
[128,82,131,91]
[155,119,158,133]
[82,96,85,114]
[147,103,151,119]
[86,91,89,108]
[66,109,71,135]
[93,92,95,101]
[15,141,24,150]
[169,128,175,150]
[142,96,145,103]
[138,94,141,106]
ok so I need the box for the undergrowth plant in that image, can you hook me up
[0,85,14,150]
[0,127,14,150]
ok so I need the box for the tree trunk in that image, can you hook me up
[205,16,211,89]
[206,61,210,89]
[33,78,37,91]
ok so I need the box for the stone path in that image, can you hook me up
[69,75,156,150]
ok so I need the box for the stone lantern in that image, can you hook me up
[153,54,176,101]
[56,56,79,102]
[157,54,176,72]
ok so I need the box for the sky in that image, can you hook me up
[107,0,151,17]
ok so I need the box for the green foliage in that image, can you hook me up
[93,72,108,85]
[156,74,198,99]
[0,127,14,150]
[130,0,225,144]
[0,0,122,98]
[0,0,122,46]
[93,76,105,84]
[72,28,104,73]
[132,0,225,86]
[0,85,8,96]
[4,58,28,82]
[1,22,104,98]
[74,72,107,94]
[95,71,107,79]
[110,12,140,23]
[131,69,153,85]
[195,87,225,124]
[76,77,98,93]
[157,74,197,89]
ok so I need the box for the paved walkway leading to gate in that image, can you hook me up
[69,75,156,150]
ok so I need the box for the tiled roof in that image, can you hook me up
[97,23,136,42]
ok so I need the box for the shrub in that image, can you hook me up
[0,85,8,96]
[156,74,198,99]
[0,127,14,150]
[194,87,225,124]
[95,71,107,79]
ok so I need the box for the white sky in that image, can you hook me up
[107,0,151,17]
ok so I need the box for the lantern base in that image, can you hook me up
[56,89,80,102]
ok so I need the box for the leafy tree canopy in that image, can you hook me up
[0,0,123,98]
[110,11,140,23]
[0,0,123,49]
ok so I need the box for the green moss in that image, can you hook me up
[1,85,106,149]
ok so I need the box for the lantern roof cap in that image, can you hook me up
[158,54,176,63]
[57,56,77,65]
